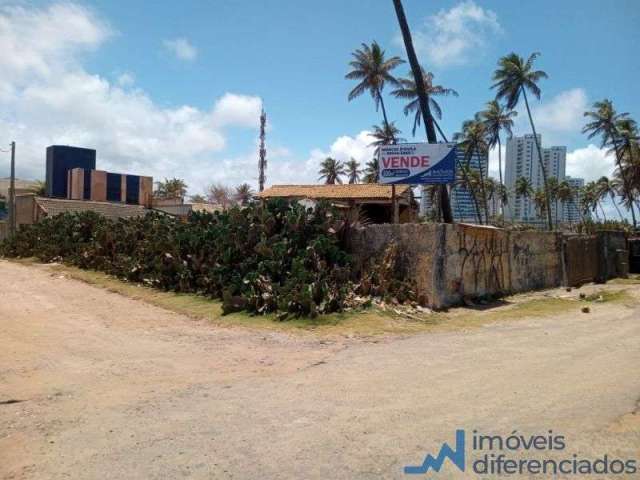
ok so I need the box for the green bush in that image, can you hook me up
[0,200,358,319]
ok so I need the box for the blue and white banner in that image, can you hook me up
[378,143,456,185]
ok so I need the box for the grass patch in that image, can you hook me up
[609,274,640,285]
[448,297,578,325]
[9,258,631,337]
[581,289,633,303]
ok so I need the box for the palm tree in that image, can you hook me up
[391,68,458,139]
[481,100,517,208]
[613,117,639,222]
[363,158,379,183]
[533,188,549,223]
[453,163,483,224]
[318,157,346,185]
[583,100,636,227]
[515,176,534,222]
[596,176,623,220]
[368,122,405,150]
[234,183,255,206]
[584,181,607,221]
[556,180,573,226]
[29,180,46,196]
[345,158,362,184]
[454,116,490,224]
[392,0,454,224]
[492,52,552,229]
[155,178,188,199]
[346,41,404,135]
[207,183,234,209]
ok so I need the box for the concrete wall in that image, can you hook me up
[348,223,624,308]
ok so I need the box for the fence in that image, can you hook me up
[347,223,628,308]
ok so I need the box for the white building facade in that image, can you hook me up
[504,134,567,225]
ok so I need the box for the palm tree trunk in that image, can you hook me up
[377,90,392,138]
[474,147,489,224]
[392,0,453,224]
[433,118,449,142]
[497,136,504,216]
[522,88,553,230]
[623,144,638,227]
[610,194,624,220]
[598,202,607,221]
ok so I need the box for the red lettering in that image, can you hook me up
[421,156,429,167]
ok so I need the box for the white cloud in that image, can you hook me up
[116,72,135,87]
[212,93,263,128]
[566,144,616,182]
[0,2,265,194]
[304,130,376,181]
[163,37,197,61]
[532,88,587,133]
[410,0,501,68]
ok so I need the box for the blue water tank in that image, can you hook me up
[45,146,96,198]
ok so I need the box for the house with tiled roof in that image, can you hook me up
[14,194,149,228]
[257,184,417,223]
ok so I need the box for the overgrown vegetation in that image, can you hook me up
[0,200,413,319]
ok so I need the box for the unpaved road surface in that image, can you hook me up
[1,260,640,479]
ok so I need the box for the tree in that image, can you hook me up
[258,108,267,192]
[345,158,362,184]
[391,68,458,138]
[188,194,207,203]
[346,41,404,135]
[454,116,490,224]
[368,122,405,150]
[481,100,517,214]
[207,183,234,209]
[392,0,453,224]
[29,180,46,196]
[596,176,623,220]
[533,188,548,220]
[154,178,187,199]
[584,181,606,221]
[363,158,379,183]
[318,157,346,185]
[515,176,534,222]
[583,100,636,227]
[556,180,573,226]
[492,52,552,229]
[235,183,255,206]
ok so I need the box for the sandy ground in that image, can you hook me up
[1,259,639,479]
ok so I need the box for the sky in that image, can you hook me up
[0,0,639,206]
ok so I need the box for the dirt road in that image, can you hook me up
[1,260,639,479]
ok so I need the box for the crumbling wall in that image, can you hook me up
[347,223,616,308]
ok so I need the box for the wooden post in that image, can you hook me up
[392,183,399,224]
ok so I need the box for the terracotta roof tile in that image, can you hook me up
[257,184,411,200]
[36,197,147,219]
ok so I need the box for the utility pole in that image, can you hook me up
[392,0,453,224]
[258,109,267,192]
[8,142,16,236]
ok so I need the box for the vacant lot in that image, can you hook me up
[1,260,639,479]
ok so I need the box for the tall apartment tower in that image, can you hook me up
[504,134,566,225]
[564,176,587,224]
[450,146,488,222]
[420,144,488,223]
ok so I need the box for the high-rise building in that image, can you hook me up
[420,144,488,223]
[504,134,566,225]
[563,176,587,224]
[451,146,488,222]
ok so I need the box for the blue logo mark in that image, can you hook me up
[404,430,466,475]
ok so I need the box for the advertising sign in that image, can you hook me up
[378,143,456,184]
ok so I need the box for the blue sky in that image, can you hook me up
[1,0,639,198]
